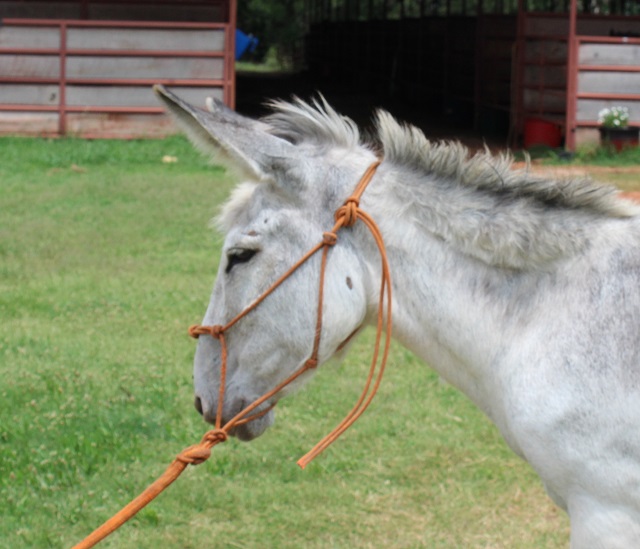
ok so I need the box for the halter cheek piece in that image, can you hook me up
[188,158,391,468]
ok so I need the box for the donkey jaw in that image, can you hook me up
[230,409,275,441]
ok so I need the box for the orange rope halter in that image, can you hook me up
[71,159,391,549]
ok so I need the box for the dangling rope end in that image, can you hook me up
[296,442,330,470]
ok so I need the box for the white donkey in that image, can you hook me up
[155,85,640,548]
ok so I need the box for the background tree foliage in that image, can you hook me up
[237,0,306,67]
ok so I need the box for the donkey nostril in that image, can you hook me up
[194,396,203,416]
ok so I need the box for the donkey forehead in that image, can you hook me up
[223,211,287,249]
[216,182,260,233]
[217,175,328,234]
[219,184,321,244]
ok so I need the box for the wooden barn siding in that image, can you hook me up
[0,19,231,137]
[576,40,640,125]
[519,13,640,130]
[67,27,225,50]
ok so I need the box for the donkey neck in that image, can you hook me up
[360,221,521,403]
[349,164,579,418]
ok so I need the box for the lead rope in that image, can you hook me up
[70,159,390,549]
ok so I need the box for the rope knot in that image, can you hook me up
[176,444,212,466]
[203,428,228,445]
[305,358,319,369]
[335,197,360,228]
[175,429,228,466]
[322,232,338,246]
[188,324,224,340]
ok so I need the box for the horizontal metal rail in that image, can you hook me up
[2,17,229,29]
[1,77,225,86]
[0,48,225,58]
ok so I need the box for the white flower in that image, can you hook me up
[599,106,631,128]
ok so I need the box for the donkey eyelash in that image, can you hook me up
[225,248,258,274]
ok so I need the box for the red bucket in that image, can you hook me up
[524,118,562,149]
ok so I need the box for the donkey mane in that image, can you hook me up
[264,97,635,219]
[375,110,635,219]
[265,96,361,150]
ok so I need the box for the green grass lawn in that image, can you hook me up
[5,135,621,548]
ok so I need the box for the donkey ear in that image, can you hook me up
[154,85,294,181]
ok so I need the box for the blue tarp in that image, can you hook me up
[235,29,259,60]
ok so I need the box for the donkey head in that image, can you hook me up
[155,87,375,440]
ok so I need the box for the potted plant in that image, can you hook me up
[598,107,639,151]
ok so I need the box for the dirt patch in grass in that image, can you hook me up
[511,161,640,196]
[513,161,640,177]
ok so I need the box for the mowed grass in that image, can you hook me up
[0,136,588,548]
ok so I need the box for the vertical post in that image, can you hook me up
[511,0,525,147]
[474,0,484,130]
[565,0,578,150]
[59,22,67,136]
[226,0,237,109]
[443,0,451,113]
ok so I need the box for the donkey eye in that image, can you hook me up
[225,248,257,274]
